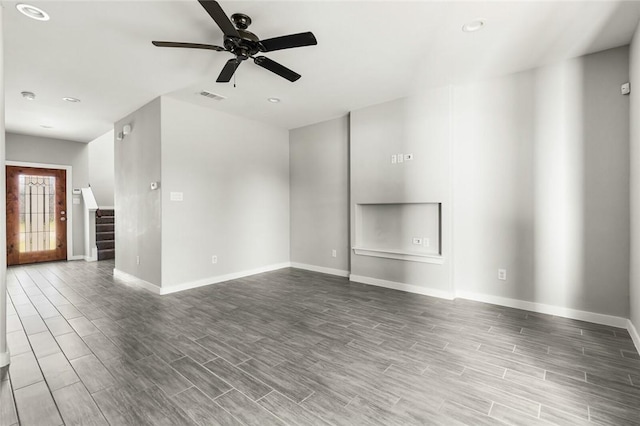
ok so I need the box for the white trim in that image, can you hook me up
[84,253,97,262]
[628,320,640,355]
[346,273,630,330]
[81,188,98,210]
[0,349,10,367]
[160,262,291,295]
[352,247,444,264]
[290,262,349,277]
[349,274,455,300]
[113,268,161,295]
[6,161,74,260]
[98,206,115,210]
[68,255,84,261]
[456,290,629,329]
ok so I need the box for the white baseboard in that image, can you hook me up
[290,262,349,277]
[345,274,629,330]
[628,320,640,354]
[0,349,10,367]
[160,262,291,295]
[113,269,161,295]
[349,274,455,300]
[68,255,84,261]
[456,290,629,329]
[84,247,98,262]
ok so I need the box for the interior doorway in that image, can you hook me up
[6,165,68,265]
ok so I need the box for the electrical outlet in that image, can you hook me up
[498,269,507,281]
[423,238,430,248]
[136,256,140,265]
[391,155,397,164]
[412,237,422,245]
[332,249,337,258]
[397,153,404,163]
[212,255,218,264]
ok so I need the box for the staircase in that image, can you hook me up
[96,209,115,260]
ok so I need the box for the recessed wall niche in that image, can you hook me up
[353,202,443,264]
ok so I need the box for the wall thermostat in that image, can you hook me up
[621,82,630,95]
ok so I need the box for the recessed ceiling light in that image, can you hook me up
[16,4,50,21]
[462,20,485,33]
[267,97,281,103]
[21,91,36,101]
[63,97,81,103]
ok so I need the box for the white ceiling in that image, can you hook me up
[4,0,640,143]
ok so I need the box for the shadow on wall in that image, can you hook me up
[451,6,630,317]
[531,13,630,316]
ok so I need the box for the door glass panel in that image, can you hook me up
[19,175,57,252]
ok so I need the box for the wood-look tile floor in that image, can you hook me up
[1,260,639,425]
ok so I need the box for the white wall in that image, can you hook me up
[160,97,290,289]
[0,6,8,367]
[5,133,90,258]
[114,99,162,287]
[290,116,350,274]
[454,46,630,317]
[88,129,115,207]
[630,22,640,334]
[349,88,453,293]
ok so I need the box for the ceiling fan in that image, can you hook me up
[152,0,317,83]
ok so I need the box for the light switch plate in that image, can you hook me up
[170,192,183,201]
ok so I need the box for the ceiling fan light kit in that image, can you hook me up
[152,0,317,83]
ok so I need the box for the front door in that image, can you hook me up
[6,166,67,265]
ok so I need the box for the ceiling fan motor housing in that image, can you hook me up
[224,14,261,60]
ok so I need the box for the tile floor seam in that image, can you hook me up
[8,286,67,424]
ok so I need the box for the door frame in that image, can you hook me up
[5,161,74,261]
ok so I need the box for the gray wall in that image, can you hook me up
[5,133,89,258]
[630,23,640,332]
[454,46,630,317]
[290,116,350,273]
[88,129,115,207]
[160,97,290,288]
[114,98,162,286]
[349,88,453,292]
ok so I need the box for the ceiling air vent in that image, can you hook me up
[198,91,226,101]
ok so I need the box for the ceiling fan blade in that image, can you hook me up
[253,56,301,82]
[198,1,240,38]
[259,32,317,52]
[152,41,226,51]
[217,58,241,82]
